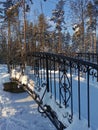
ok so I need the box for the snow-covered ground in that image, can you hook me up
[0,64,98,130]
[0,65,56,130]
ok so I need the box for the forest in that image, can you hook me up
[0,0,98,64]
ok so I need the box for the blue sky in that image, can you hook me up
[26,0,73,33]
[0,0,73,34]
[31,0,57,17]
[27,0,58,23]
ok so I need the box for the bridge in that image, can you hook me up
[10,52,98,130]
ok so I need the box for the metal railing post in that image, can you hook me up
[46,55,49,92]
[70,61,73,118]
[87,67,90,128]
[78,64,81,120]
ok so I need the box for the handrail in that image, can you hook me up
[27,52,98,129]
[11,52,98,130]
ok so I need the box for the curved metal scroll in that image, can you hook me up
[59,69,71,108]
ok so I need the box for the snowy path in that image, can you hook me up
[0,65,56,130]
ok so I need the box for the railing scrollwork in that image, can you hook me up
[26,52,98,130]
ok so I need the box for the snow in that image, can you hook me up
[0,65,56,130]
[0,64,98,130]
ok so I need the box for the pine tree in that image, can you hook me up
[86,1,96,53]
[38,13,50,52]
[63,31,71,53]
[70,0,88,53]
[51,0,66,53]
[94,0,98,53]
[3,0,20,72]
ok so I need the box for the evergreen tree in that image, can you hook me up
[70,0,88,53]
[62,31,71,53]
[86,1,96,53]
[38,13,50,52]
[51,0,66,53]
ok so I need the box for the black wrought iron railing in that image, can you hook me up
[75,53,98,63]
[27,52,98,129]
[10,52,98,130]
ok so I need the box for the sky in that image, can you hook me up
[0,0,73,34]
[28,0,58,21]
[1,0,98,34]
[26,0,73,32]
